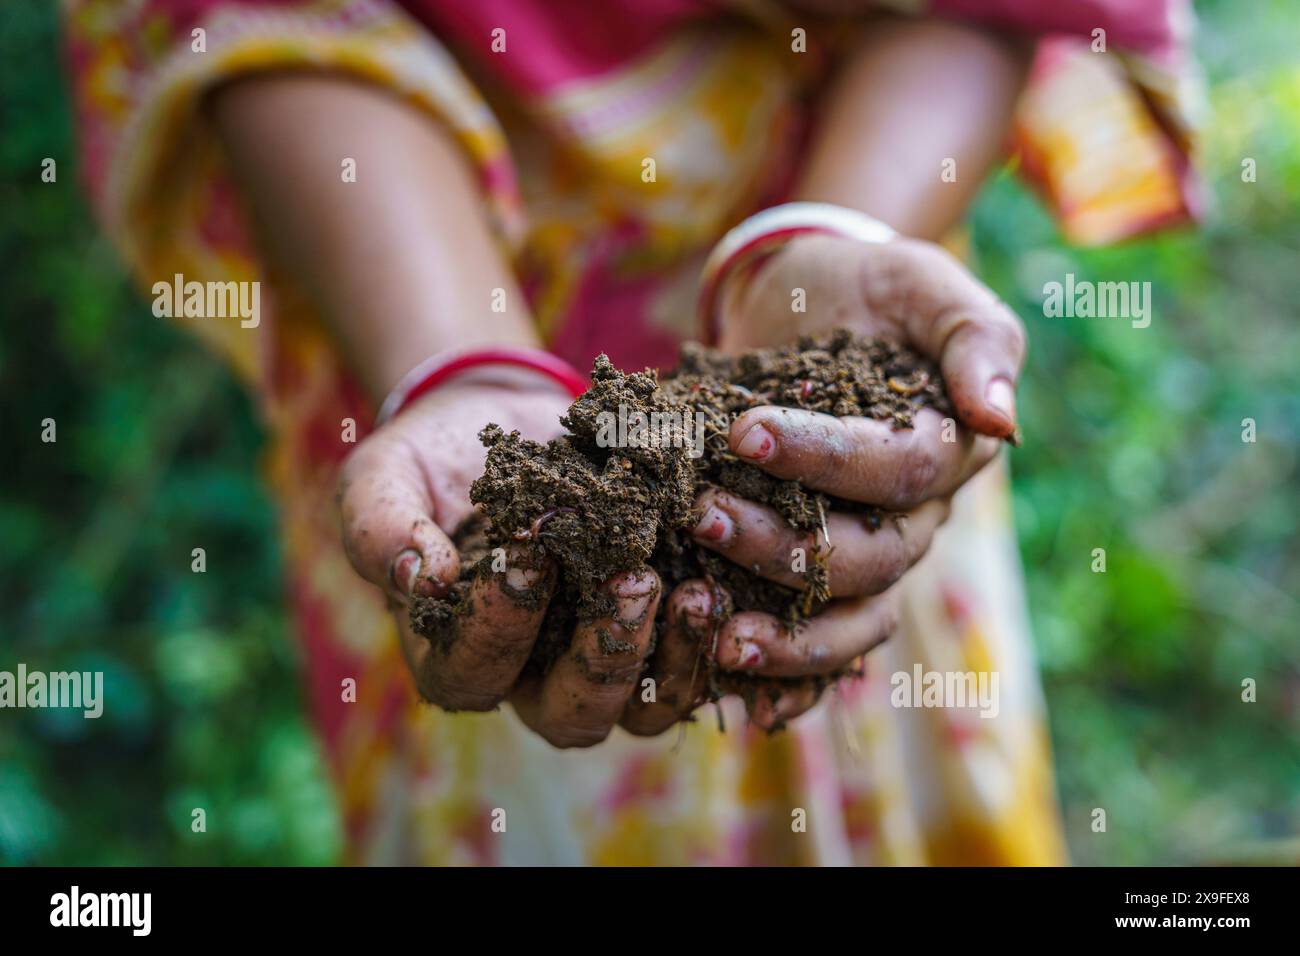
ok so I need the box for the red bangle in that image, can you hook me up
[375,346,588,426]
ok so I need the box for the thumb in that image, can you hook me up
[337,442,461,604]
[870,241,1027,442]
[935,309,1026,443]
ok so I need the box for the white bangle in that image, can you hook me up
[697,201,896,343]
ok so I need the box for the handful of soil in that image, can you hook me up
[412,329,952,693]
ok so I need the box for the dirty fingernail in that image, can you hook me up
[681,586,712,620]
[392,548,422,597]
[616,583,655,623]
[985,377,1016,425]
[735,424,775,462]
[504,545,546,590]
[618,593,654,624]
[613,573,657,623]
[614,571,657,598]
[693,504,734,545]
[738,641,765,668]
[506,564,543,589]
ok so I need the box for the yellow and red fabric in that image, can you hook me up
[62,0,1200,864]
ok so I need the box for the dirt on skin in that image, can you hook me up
[411,329,953,695]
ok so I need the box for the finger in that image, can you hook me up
[862,239,1027,441]
[739,679,823,734]
[408,546,555,712]
[513,568,661,748]
[729,405,998,509]
[338,441,459,603]
[714,589,899,678]
[620,579,718,736]
[692,489,949,596]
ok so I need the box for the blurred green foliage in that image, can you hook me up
[0,2,340,864]
[971,0,1300,863]
[1,0,1296,865]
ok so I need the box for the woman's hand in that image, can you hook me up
[338,378,664,748]
[635,233,1026,731]
[216,75,677,747]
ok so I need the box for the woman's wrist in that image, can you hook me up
[375,345,586,426]
[700,202,896,344]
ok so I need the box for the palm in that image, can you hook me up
[716,234,890,353]
[390,382,571,533]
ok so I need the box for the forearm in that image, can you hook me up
[794,17,1032,240]
[209,73,537,402]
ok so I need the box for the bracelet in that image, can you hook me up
[374,346,588,426]
[696,201,897,344]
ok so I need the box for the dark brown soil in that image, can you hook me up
[411,329,953,697]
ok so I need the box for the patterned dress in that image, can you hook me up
[63,0,1200,864]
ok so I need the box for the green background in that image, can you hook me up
[2,0,1297,865]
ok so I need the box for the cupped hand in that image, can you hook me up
[338,377,663,748]
[640,233,1027,729]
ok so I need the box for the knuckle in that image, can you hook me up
[798,640,835,672]
[577,650,645,685]
[872,546,911,593]
[838,539,907,596]
[458,627,533,672]
[808,417,855,487]
[890,438,940,507]
[737,525,784,572]
[423,670,503,713]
